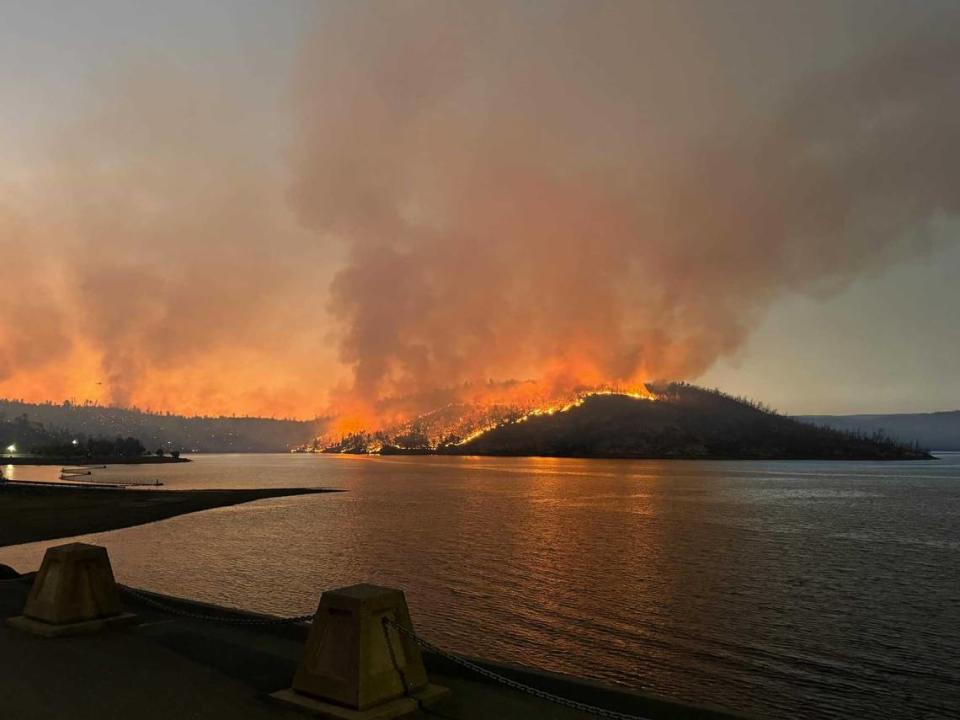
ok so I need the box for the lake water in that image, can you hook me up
[2,454,958,719]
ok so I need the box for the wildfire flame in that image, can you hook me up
[315,382,657,454]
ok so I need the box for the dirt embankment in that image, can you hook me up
[0,485,336,547]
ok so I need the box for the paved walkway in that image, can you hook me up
[0,574,741,720]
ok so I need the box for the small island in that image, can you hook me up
[441,384,933,460]
[326,383,933,461]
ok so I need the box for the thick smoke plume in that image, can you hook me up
[0,70,328,417]
[0,2,958,425]
[293,2,959,430]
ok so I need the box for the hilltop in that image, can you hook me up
[436,384,932,460]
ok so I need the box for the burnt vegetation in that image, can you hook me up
[445,383,931,460]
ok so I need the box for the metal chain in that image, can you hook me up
[120,584,649,719]
[119,585,313,625]
[381,617,413,695]
[383,618,652,720]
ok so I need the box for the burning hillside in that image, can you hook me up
[316,383,930,461]
[315,383,656,454]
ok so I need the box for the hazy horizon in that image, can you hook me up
[1,377,957,423]
[2,1,958,421]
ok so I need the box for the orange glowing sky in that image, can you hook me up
[1,1,959,422]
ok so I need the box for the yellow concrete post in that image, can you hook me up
[272,584,449,719]
[7,543,136,637]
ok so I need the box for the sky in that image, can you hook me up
[0,0,957,420]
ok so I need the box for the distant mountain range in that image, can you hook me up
[797,411,960,452]
[0,400,319,453]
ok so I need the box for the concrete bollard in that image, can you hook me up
[7,542,136,637]
[272,584,449,719]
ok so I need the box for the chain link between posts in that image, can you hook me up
[382,617,653,720]
[119,584,653,719]
[118,585,314,625]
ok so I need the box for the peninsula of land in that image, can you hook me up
[0,485,336,547]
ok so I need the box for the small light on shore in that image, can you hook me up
[6,444,15,453]
[72,439,79,446]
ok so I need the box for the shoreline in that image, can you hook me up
[0,485,337,548]
[0,455,190,465]
[330,447,937,461]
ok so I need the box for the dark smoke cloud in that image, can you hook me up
[0,199,71,382]
[1,2,957,422]
[292,2,959,422]
[0,68,331,417]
